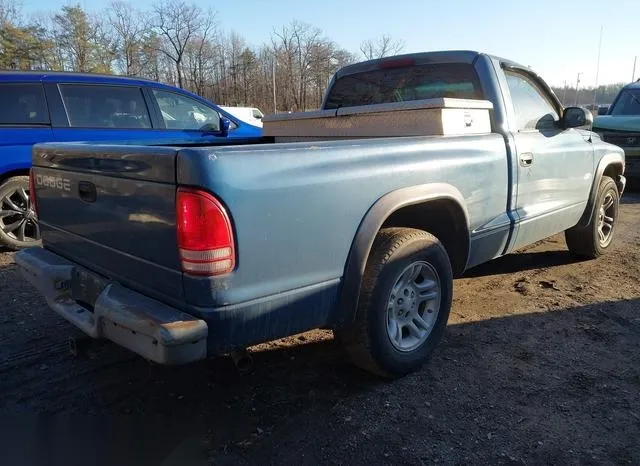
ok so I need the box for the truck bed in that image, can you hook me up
[33,134,509,322]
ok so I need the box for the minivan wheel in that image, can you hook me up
[0,176,41,250]
[335,228,453,378]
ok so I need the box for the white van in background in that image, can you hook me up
[220,106,264,127]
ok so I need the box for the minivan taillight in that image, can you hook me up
[176,187,235,276]
[28,169,38,215]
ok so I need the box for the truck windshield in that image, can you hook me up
[610,89,640,116]
[324,63,484,109]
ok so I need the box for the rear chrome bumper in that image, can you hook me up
[15,247,208,365]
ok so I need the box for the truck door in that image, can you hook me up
[504,69,594,252]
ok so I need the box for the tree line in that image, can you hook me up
[0,0,405,112]
[0,0,629,113]
[551,83,626,107]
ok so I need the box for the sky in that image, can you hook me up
[20,0,640,88]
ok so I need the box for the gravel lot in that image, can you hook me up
[1,194,639,465]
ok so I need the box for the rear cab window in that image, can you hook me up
[60,84,151,128]
[0,83,49,125]
[323,63,484,109]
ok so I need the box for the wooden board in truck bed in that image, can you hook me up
[262,98,493,142]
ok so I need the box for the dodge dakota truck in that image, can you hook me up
[16,51,626,378]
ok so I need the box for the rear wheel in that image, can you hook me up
[0,176,41,250]
[565,175,619,259]
[335,228,453,378]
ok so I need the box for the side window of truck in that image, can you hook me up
[0,83,49,126]
[60,84,152,129]
[505,71,559,131]
[152,89,224,131]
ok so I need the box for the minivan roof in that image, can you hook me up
[0,70,222,106]
[0,70,186,91]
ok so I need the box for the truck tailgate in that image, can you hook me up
[32,143,184,302]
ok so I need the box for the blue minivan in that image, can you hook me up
[0,71,262,249]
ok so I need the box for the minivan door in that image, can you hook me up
[149,88,250,142]
[0,82,53,247]
[51,83,161,144]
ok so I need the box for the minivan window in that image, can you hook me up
[0,84,49,125]
[323,63,484,109]
[60,85,151,128]
[153,89,221,131]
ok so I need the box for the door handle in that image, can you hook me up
[519,153,534,167]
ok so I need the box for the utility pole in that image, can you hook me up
[633,56,637,82]
[593,25,603,109]
[575,72,582,106]
[272,60,277,113]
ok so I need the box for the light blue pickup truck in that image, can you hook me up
[16,51,625,378]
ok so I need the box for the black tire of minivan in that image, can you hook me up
[0,176,41,250]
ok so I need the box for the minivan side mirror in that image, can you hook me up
[219,117,231,137]
[563,106,593,129]
[597,105,610,116]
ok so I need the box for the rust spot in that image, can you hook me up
[163,320,201,331]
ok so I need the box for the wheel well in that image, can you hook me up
[603,162,625,193]
[0,169,30,186]
[603,164,620,179]
[381,199,469,276]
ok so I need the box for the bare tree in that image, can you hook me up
[152,0,213,88]
[182,12,216,95]
[5,1,358,111]
[0,0,20,25]
[272,21,356,111]
[360,34,404,60]
[107,1,147,76]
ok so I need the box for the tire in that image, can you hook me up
[335,227,453,378]
[0,176,41,250]
[565,175,619,259]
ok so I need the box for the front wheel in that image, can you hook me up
[0,176,41,250]
[335,228,453,378]
[565,175,619,259]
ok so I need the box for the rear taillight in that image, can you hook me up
[176,187,235,276]
[28,169,38,215]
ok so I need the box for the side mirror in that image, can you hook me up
[597,105,610,116]
[563,106,593,129]
[219,117,231,137]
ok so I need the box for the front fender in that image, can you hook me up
[577,151,625,228]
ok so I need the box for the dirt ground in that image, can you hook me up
[1,195,639,466]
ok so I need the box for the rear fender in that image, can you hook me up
[335,183,470,327]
